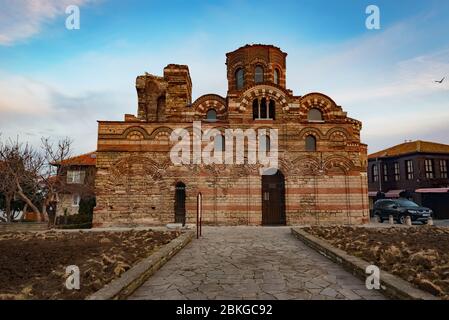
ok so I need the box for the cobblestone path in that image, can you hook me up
[129,227,386,300]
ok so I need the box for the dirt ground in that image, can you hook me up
[304,226,449,299]
[0,229,180,300]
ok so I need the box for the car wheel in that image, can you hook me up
[399,215,406,225]
[373,214,382,223]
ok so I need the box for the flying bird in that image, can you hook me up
[435,77,445,84]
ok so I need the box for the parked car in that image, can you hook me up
[373,198,433,224]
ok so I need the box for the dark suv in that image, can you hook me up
[373,198,433,224]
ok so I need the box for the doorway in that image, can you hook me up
[262,171,286,225]
[175,182,186,224]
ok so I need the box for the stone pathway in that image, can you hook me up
[129,227,386,300]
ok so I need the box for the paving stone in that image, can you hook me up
[129,227,387,300]
[185,291,209,300]
[320,287,339,298]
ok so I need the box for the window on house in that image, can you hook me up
[307,108,323,121]
[394,162,400,181]
[383,164,388,182]
[252,98,275,120]
[254,66,264,84]
[206,109,217,122]
[406,160,414,180]
[425,159,434,179]
[274,69,280,85]
[372,165,379,182]
[440,160,448,179]
[235,68,244,89]
[67,170,84,184]
[72,194,81,207]
[305,135,317,152]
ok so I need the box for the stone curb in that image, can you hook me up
[291,227,439,300]
[86,230,195,300]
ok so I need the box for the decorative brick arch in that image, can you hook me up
[277,157,294,176]
[110,156,164,180]
[325,127,351,141]
[239,85,289,113]
[299,93,344,121]
[149,126,173,140]
[323,155,355,175]
[121,126,151,140]
[298,127,325,140]
[291,155,321,175]
[192,94,227,119]
[192,94,227,114]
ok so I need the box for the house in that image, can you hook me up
[94,44,369,227]
[368,140,449,218]
[53,152,96,217]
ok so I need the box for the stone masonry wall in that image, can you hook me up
[93,44,369,227]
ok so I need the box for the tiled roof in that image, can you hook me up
[58,152,96,166]
[368,140,449,159]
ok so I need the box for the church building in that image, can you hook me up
[93,44,369,226]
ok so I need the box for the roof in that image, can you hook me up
[368,140,449,159]
[57,152,96,166]
[226,44,287,57]
[415,188,449,193]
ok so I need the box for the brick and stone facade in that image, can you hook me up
[94,44,369,227]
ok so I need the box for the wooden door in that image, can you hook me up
[262,171,286,225]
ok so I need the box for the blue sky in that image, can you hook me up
[0,0,448,154]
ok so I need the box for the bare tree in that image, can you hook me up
[0,136,74,224]
[40,137,73,224]
[0,137,43,222]
[0,160,16,222]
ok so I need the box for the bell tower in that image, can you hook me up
[225,44,287,94]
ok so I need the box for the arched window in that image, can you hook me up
[254,66,264,84]
[259,135,270,153]
[253,98,275,120]
[252,99,258,120]
[308,108,323,121]
[235,68,244,89]
[305,135,317,152]
[274,69,280,85]
[206,109,217,122]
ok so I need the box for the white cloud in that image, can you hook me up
[332,48,449,104]
[0,0,94,45]
[0,72,56,114]
[0,70,126,154]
